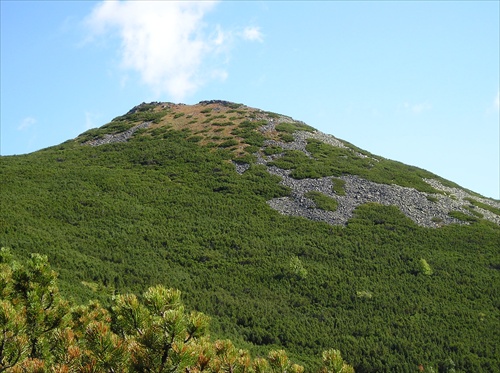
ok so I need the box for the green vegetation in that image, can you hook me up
[231,121,266,147]
[464,206,484,218]
[226,103,243,109]
[202,115,227,124]
[304,191,338,212]
[419,258,433,276]
[219,139,239,148]
[275,122,315,133]
[448,210,479,223]
[227,109,246,115]
[279,133,295,143]
[264,146,284,156]
[213,121,235,127]
[356,290,373,300]
[264,111,280,119]
[1,103,499,372]
[427,195,439,203]
[465,197,500,216]
[331,178,346,196]
[112,107,170,124]
[78,128,105,142]
[269,139,453,193]
[288,255,308,280]
[188,136,204,143]
[0,249,353,372]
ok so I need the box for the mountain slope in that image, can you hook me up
[1,100,499,372]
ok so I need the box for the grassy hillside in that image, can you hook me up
[1,101,499,372]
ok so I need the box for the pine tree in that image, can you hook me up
[0,249,355,373]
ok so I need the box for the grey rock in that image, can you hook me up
[236,114,500,228]
[83,121,152,147]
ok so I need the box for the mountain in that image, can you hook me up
[1,100,499,372]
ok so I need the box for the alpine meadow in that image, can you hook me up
[1,101,499,372]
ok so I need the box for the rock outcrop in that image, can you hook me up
[83,121,152,147]
[236,116,500,228]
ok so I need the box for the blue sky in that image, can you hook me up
[1,1,499,199]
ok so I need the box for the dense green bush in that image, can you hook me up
[331,178,346,196]
[275,122,315,133]
[279,133,295,143]
[264,146,284,156]
[113,108,170,124]
[465,197,500,215]
[0,249,354,372]
[219,139,239,148]
[231,122,266,147]
[304,191,338,212]
[1,111,499,372]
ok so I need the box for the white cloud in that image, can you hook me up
[18,116,36,131]
[85,1,224,101]
[242,26,264,42]
[213,25,227,46]
[84,112,98,130]
[494,90,499,110]
[403,102,432,114]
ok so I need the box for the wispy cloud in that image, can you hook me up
[85,1,262,101]
[403,102,432,114]
[84,112,98,130]
[18,116,36,131]
[242,26,264,42]
[494,90,499,110]
[85,1,221,101]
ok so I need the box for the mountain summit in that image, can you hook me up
[80,100,500,228]
[2,100,499,371]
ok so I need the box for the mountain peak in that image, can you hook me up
[78,100,500,228]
